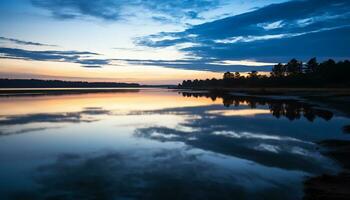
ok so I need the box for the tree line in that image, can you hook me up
[0,79,140,88]
[178,58,350,88]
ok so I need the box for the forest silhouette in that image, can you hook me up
[179,58,350,88]
[0,79,140,88]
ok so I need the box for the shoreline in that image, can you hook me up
[177,87,350,94]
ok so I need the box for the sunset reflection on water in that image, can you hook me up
[0,89,349,200]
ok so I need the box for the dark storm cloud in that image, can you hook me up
[137,0,350,62]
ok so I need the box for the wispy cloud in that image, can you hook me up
[3,0,349,74]
[136,0,350,62]
[0,36,57,47]
[0,44,275,72]
[113,58,274,72]
[31,0,223,22]
[0,47,109,68]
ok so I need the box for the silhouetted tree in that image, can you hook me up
[234,72,241,79]
[305,57,318,73]
[271,63,285,77]
[248,71,258,78]
[286,59,303,76]
[319,59,336,80]
[223,72,234,79]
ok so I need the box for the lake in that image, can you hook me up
[0,88,349,200]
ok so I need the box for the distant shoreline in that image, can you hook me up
[0,78,140,88]
[0,88,144,97]
[0,78,175,89]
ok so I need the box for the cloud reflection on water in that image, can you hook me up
[10,148,306,200]
[0,107,111,136]
[0,90,347,200]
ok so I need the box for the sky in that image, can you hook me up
[0,0,349,84]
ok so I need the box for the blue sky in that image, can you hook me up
[0,0,349,84]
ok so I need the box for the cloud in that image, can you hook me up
[181,26,350,62]
[115,58,274,72]
[6,0,350,73]
[0,36,57,47]
[136,0,350,62]
[31,0,124,20]
[0,46,274,72]
[31,0,222,22]
[0,47,110,68]
[81,65,102,68]
[78,59,109,65]
[0,127,61,136]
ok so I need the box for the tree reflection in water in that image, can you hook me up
[181,92,334,122]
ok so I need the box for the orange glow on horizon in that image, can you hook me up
[0,58,223,84]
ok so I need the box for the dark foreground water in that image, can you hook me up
[0,89,349,200]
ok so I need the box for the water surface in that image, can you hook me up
[0,89,349,200]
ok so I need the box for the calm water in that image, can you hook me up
[0,89,349,200]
